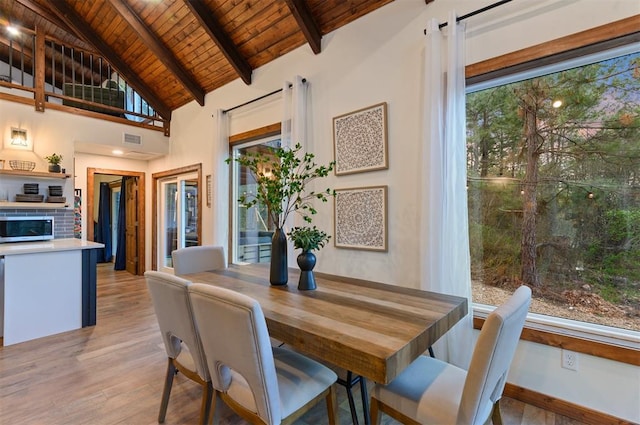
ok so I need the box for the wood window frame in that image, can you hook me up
[228,123,281,145]
[466,15,640,366]
[466,15,639,82]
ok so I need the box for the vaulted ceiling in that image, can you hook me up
[0,0,397,118]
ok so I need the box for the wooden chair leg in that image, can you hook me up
[326,385,338,425]
[199,381,214,425]
[491,399,503,425]
[159,358,177,423]
[370,397,382,425]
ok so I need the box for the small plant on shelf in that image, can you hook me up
[44,153,63,172]
[45,153,62,164]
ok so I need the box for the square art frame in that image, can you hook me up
[334,185,387,251]
[4,127,33,151]
[333,102,388,175]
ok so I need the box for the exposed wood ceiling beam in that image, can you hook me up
[107,0,205,106]
[14,0,78,38]
[184,0,252,85]
[45,0,172,119]
[284,0,322,54]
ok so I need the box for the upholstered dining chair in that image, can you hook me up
[370,285,532,425]
[144,271,213,425]
[188,283,339,425]
[172,245,226,275]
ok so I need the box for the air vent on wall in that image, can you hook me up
[123,132,142,146]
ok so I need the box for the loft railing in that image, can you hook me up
[0,26,169,135]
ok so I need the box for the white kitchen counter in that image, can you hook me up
[0,238,103,255]
[0,238,104,346]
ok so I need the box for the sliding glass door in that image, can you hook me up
[158,172,199,272]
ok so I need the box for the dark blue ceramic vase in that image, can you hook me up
[269,228,288,285]
[296,251,316,290]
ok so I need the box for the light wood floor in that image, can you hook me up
[0,264,590,425]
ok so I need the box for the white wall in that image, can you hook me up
[165,0,639,421]
[0,0,637,420]
[509,339,639,421]
[0,102,168,167]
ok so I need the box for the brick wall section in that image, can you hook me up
[0,209,75,239]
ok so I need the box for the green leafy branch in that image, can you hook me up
[227,143,335,228]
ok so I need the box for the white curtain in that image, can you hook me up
[281,76,308,265]
[421,12,473,369]
[215,109,230,264]
[281,75,307,149]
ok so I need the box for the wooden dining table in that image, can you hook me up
[185,263,468,423]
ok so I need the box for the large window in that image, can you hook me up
[466,46,639,332]
[230,135,282,264]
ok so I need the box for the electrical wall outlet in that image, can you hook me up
[561,349,579,371]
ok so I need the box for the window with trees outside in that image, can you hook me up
[466,46,639,333]
[230,135,282,265]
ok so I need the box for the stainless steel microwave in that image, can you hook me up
[0,216,54,243]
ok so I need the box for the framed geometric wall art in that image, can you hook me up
[334,185,388,251]
[333,102,388,175]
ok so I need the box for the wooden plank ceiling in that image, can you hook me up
[0,0,396,117]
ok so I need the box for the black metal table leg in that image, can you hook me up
[338,371,360,424]
[337,371,370,425]
[359,375,370,425]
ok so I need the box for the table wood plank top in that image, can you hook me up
[185,264,467,384]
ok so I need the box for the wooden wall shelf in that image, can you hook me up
[0,169,70,179]
[0,202,69,209]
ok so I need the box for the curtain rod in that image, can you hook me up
[222,78,307,114]
[423,0,512,34]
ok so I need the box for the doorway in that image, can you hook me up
[152,164,202,272]
[87,168,146,275]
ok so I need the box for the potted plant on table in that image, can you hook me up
[288,226,330,290]
[227,143,334,286]
[44,153,63,173]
